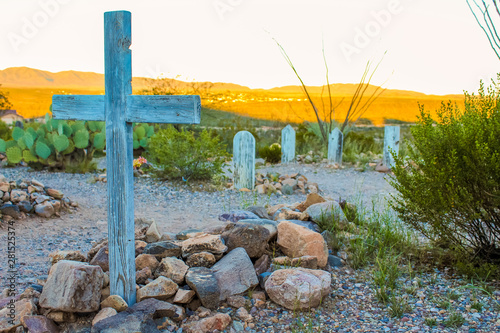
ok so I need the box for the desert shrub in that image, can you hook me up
[258,143,281,164]
[0,119,11,141]
[390,77,500,263]
[147,126,230,181]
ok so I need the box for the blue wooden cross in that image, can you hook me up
[51,11,201,305]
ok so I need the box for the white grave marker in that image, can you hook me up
[281,125,296,164]
[383,126,400,168]
[233,131,255,190]
[328,128,343,164]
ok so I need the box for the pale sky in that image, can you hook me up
[0,0,498,95]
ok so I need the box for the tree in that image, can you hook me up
[0,84,13,110]
[467,0,500,60]
[273,38,387,145]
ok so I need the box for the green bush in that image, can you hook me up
[258,143,281,164]
[0,119,11,141]
[390,77,500,263]
[147,126,230,181]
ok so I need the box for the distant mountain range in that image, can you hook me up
[0,66,461,98]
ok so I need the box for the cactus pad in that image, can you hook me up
[6,146,22,164]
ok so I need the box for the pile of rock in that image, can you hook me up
[0,174,78,221]
[296,151,325,164]
[0,193,349,333]
[253,172,320,195]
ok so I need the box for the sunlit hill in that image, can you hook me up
[1,67,464,125]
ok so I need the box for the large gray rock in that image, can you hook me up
[35,202,55,218]
[246,206,271,219]
[39,260,104,312]
[0,203,20,219]
[218,210,259,222]
[211,248,258,301]
[305,201,347,226]
[224,224,270,258]
[264,268,331,310]
[236,219,278,240]
[185,267,220,309]
[91,298,184,333]
[143,241,181,259]
[23,315,60,333]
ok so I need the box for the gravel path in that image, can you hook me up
[1,164,499,332]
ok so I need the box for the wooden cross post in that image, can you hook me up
[51,11,201,305]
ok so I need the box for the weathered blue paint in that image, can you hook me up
[51,11,200,306]
[281,125,295,164]
[52,95,201,124]
[328,128,343,164]
[233,131,255,190]
[383,126,400,168]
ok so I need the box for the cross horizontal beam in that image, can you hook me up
[52,94,201,123]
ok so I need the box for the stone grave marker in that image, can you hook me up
[51,11,201,305]
[328,128,343,164]
[383,126,400,168]
[233,131,255,190]
[281,125,296,164]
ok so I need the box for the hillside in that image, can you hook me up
[0,67,464,124]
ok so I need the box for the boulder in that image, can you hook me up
[185,252,216,268]
[254,254,271,276]
[236,219,278,240]
[143,241,181,259]
[92,307,117,326]
[264,268,331,310]
[100,295,128,312]
[137,276,179,302]
[173,289,195,304]
[218,210,259,222]
[211,248,258,301]
[135,254,159,272]
[185,267,220,309]
[176,229,204,240]
[181,234,227,258]
[295,193,326,212]
[155,257,188,284]
[287,220,320,233]
[305,201,348,227]
[136,267,152,285]
[145,220,161,243]
[17,200,34,213]
[246,206,271,219]
[46,188,64,199]
[277,221,328,267]
[48,250,86,265]
[273,208,308,221]
[0,204,20,219]
[39,260,104,312]
[35,202,55,218]
[184,313,232,333]
[89,246,109,272]
[224,224,270,258]
[22,315,60,333]
[0,298,37,332]
[10,189,28,203]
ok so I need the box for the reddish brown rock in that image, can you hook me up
[295,193,326,212]
[184,313,232,333]
[137,277,179,302]
[277,221,328,267]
